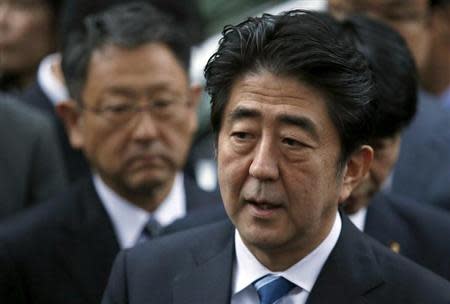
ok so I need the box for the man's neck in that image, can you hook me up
[243,213,338,271]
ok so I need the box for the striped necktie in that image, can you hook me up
[253,274,296,304]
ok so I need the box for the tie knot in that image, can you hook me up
[253,275,296,304]
[142,217,162,239]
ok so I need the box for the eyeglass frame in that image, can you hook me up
[77,97,191,124]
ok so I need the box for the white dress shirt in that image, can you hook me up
[348,207,368,232]
[231,212,342,304]
[37,53,69,106]
[93,173,186,249]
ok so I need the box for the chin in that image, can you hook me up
[240,224,289,250]
[126,175,167,193]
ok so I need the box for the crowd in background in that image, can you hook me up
[0,0,450,303]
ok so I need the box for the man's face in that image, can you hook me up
[0,0,55,75]
[329,0,430,74]
[344,134,401,214]
[70,43,198,208]
[426,4,450,92]
[217,71,369,269]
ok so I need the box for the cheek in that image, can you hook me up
[83,127,125,166]
[217,138,248,208]
[286,157,340,211]
[5,13,54,67]
[13,12,51,42]
[394,25,429,68]
[162,123,195,163]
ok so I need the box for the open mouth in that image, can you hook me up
[246,199,283,218]
[252,203,280,210]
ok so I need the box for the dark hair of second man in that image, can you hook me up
[338,15,418,139]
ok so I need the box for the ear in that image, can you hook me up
[186,84,203,133]
[55,100,85,149]
[338,145,373,204]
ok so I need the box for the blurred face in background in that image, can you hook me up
[63,43,199,211]
[423,3,450,94]
[0,0,56,86]
[344,133,401,214]
[329,0,430,78]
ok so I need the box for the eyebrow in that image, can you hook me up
[103,84,182,99]
[278,114,320,142]
[227,106,320,141]
[227,106,261,123]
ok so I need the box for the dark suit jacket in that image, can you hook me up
[392,90,450,211]
[365,191,450,280]
[102,215,450,304]
[0,177,225,304]
[20,82,90,182]
[0,95,68,220]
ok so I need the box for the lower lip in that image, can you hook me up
[248,203,282,219]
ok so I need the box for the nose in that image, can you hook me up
[130,111,159,142]
[248,136,279,181]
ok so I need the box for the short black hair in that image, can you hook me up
[338,15,418,139]
[61,2,190,101]
[205,10,375,166]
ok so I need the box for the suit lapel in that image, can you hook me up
[306,214,384,304]
[54,179,120,304]
[172,221,234,304]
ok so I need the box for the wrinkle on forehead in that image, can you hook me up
[231,72,323,108]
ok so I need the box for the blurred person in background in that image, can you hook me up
[0,93,67,221]
[0,0,61,93]
[0,3,223,304]
[329,0,450,211]
[20,0,207,184]
[422,0,450,107]
[339,15,450,281]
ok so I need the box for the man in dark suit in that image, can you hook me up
[102,11,450,304]
[0,94,67,220]
[336,15,450,281]
[328,0,450,212]
[0,3,224,304]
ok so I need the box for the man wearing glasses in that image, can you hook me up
[0,3,224,304]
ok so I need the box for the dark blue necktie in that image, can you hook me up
[253,274,296,304]
[140,217,162,240]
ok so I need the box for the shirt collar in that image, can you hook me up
[37,53,69,106]
[94,173,186,249]
[233,211,341,295]
[347,207,367,231]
